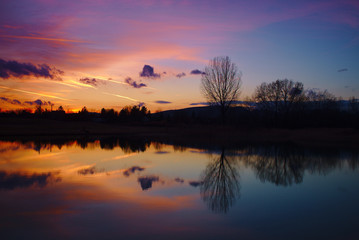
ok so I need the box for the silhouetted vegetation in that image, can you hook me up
[201,56,242,123]
[0,79,358,129]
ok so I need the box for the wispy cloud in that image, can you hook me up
[337,68,348,72]
[0,35,90,43]
[102,92,139,102]
[0,85,69,101]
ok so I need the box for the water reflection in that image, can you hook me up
[0,171,61,190]
[0,138,359,239]
[200,148,240,213]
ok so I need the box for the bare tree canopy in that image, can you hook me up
[201,56,242,122]
[254,79,304,115]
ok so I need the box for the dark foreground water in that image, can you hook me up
[0,138,358,240]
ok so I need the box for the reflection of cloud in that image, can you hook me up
[0,171,61,190]
[124,77,147,88]
[140,65,160,78]
[337,68,348,72]
[77,166,104,175]
[123,166,145,177]
[190,69,205,75]
[0,58,63,80]
[138,176,159,190]
[189,181,203,187]
[155,151,170,154]
[174,177,184,183]
[155,100,172,104]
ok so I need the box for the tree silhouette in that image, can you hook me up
[200,148,240,213]
[254,79,304,124]
[201,56,242,123]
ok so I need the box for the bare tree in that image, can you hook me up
[201,56,242,123]
[254,79,304,122]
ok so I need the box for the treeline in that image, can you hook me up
[1,79,358,128]
[153,79,359,128]
[0,105,151,123]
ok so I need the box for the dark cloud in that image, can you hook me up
[0,58,63,80]
[124,77,147,88]
[123,166,145,177]
[138,102,146,107]
[140,65,160,78]
[190,69,205,75]
[77,166,104,175]
[138,176,159,190]
[189,181,203,187]
[338,68,348,72]
[79,77,106,87]
[174,177,184,183]
[0,97,53,106]
[0,171,61,190]
[0,97,22,105]
[176,72,186,78]
[24,99,53,106]
[155,100,172,104]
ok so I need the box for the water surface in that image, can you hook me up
[0,138,358,239]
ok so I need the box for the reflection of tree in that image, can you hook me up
[245,146,305,186]
[200,148,240,213]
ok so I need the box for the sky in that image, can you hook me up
[0,0,358,112]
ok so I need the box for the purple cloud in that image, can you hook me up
[24,99,53,106]
[189,102,210,106]
[0,58,63,80]
[0,97,22,105]
[155,100,172,104]
[79,77,106,87]
[138,176,159,190]
[140,65,160,78]
[123,166,145,177]
[176,72,186,78]
[190,69,205,75]
[189,180,204,187]
[124,77,147,88]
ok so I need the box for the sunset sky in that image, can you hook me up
[0,0,358,112]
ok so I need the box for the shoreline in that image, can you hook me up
[1,118,358,148]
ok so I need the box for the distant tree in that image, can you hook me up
[35,105,43,115]
[349,96,359,113]
[58,106,65,112]
[201,56,242,123]
[254,79,304,123]
[305,89,337,111]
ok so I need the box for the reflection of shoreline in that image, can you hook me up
[1,139,358,189]
[1,122,359,148]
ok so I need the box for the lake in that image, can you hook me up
[0,138,358,240]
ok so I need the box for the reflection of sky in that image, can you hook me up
[0,0,358,112]
[0,141,359,239]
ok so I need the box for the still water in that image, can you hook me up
[0,138,358,240]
